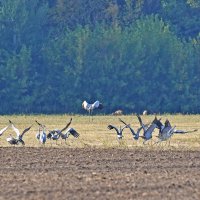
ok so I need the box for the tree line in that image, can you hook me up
[0,0,199,114]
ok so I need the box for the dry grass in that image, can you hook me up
[0,114,200,149]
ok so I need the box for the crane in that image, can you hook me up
[82,100,103,121]
[7,120,32,146]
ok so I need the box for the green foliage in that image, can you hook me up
[159,0,200,38]
[0,0,199,114]
[187,0,200,8]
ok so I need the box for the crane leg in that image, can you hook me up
[88,110,94,122]
[91,110,93,121]
[168,139,171,147]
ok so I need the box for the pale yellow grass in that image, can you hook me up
[0,114,200,149]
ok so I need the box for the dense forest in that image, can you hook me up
[0,0,199,114]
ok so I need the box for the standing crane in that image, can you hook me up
[35,121,47,145]
[82,100,103,121]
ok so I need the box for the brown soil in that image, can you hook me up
[0,147,200,200]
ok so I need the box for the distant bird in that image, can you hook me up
[112,110,123,116]
[82,100,103,121]
[137,115,160,144]
[119,118,143,140]
[47,118,72,145]
[107,124,128,140]
[7,120,32,146]
[155,119,198,144]
[143,110,148,115]
[60,127,79,144]
[0,125,10,136]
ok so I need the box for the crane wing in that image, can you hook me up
[136,115,147,131]
[92,101,100,109]
[107,124,118,132]
[61,118,72,132]
[35,120,45,128]
[119,118,136,135]
[119,118,128,126]
[9,120,21,137]
[165,119,172,128]
[0,125,9,136]
[21,125,32,137]
[174,129,198,134]
[68,128,79,138]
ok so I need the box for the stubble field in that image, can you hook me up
[0,114,200,199]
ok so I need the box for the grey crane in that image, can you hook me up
[46,118,72,145]
[7,120,32,146]
[82,100,103,121]
[60,127,80,144]
[107,124,128,140]
[137,115,160,144]
[35,121,47,145]
[154,119,198,145]
[119,118,143,140]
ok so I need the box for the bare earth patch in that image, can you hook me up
[0,147,200,200]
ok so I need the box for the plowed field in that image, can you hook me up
[0,147,200,200]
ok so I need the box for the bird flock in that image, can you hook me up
[108,115,198,145]
[0,118,79,146]
[0,100,198,147]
